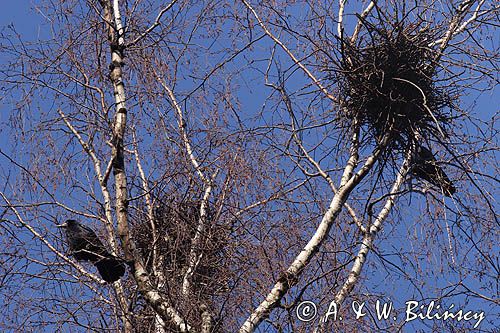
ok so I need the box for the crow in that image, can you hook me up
[58,219,126,283]
[411,145,456,197]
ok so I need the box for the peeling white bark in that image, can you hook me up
[338,0,347,38]
[351,2,375,43]
[239,136,389,333]
[99,1,193,331]
[182,181,214,296]
[59,106,132,330]
[335,151,412,306]
[430,0,484,64]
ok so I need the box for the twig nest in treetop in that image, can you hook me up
[332,23,455,151]
[129,198,229,333]
[131,198,228,291]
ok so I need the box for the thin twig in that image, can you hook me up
[241,0,337,103]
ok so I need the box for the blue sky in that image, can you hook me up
[1,1,498,332]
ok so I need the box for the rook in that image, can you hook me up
[58,219,125,283]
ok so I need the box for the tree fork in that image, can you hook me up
[99,0,193,331]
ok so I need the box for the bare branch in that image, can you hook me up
[430,0,485,62]
[182,171,217,296]
[351,1,375,43]
[129,0,179,46]
[0,192,103,284]
[241,0,338,103]
[239,136,390,332]
[156,72,210,185]
[338,0,347,38]
[334,147,413,306]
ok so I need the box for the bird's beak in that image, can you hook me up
[56,223,68,228]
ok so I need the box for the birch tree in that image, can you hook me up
[0,0,498,332]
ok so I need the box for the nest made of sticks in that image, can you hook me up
[131,197,228,331]
[335,23,454,152]
[133,199,227,294]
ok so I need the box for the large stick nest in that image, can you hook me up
[336,23,455,151]
[131,197,228,331]
[133,199,227,294]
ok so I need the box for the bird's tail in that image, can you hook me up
[441,180,456,197]
[95,256,126,283]
[434,166,456,197]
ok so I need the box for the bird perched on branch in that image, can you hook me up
[57,219,126,283]
[411,145,456,197]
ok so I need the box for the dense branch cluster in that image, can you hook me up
[336,23,454,151]
[131,198,228,331]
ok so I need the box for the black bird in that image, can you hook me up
[411,145,456,197]
[58,219,126,283]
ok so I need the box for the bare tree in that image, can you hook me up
[0,0,498,332]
